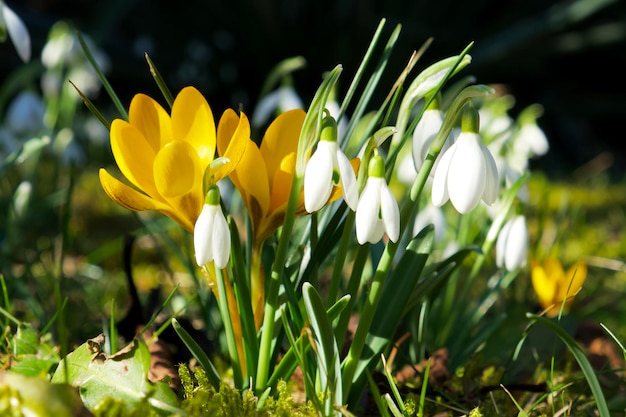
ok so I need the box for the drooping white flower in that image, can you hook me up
[432,105,499,214]
[496,215,529,270]
[304,114,358,212]
[194,186,231,269]
[412,95,444,173]
[356,154,400,244]
[1,2,31,62]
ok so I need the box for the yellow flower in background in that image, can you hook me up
[531,258,587,317]
[99,86,246,233]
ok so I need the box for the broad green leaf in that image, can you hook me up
[51,336,181,415]
[350,225,433,386]
[0,372,89,417]
[303,282,343,415]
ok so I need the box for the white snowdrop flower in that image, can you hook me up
[194,186,231,269]
[356,154,400,244]
[304,114,358,212]
[432,105,499,214]
[412,105,444,173]
[1,2,31,62]
[514,123,549,157]
[496,215,529,270]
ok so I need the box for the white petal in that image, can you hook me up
[336,149,358,210]
[446,133,485,214]
[304,142,334,212]
[495,219,511,268]
[504,216,529,270]
[356,179,384,244]
[412,109,443,171]
[194,204,216,266]
[212,209,231,269]
[3,4,31,62]
[480,141,500,205]
[431,141,456,207]
[379,181,400,242]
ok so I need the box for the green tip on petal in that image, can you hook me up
[206,185,221,206]
[461,103,480,134]
[368,154,385,178]
[425,93,442,111]
[320,113,338,142]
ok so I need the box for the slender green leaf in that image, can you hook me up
[172,318,221,389]
[303,282,343,415]
[526,314,610,417]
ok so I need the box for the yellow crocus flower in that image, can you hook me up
[99,86,246,233]
[531,258,587,317]
[217,108,308,246]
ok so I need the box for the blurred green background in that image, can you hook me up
[3,0,626,179]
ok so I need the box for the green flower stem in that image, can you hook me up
[228,217,259,379]
[255,173,304,391]
[215,266,243,388]
[325,210,355,305]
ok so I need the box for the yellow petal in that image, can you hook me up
[214,110,249,181]
[217,108,239,156]
[171,86,216,168]
[260,109,305,186]
[129,93,172,152]
[559,261,587,303]
[234,140,271,229]
[531,260,557,311]
[110,119,160,198]
[153,140,202,199]
[99,168,162,212]
[269,151,296,213]
[544,257,565,282]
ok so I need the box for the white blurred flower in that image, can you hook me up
[5,91,45,136]
[432,106,499,214]
[304,115,358,212]
[513,123,549,158]
[1,2,31,62]
[412,107,443,172]
[496,215,529,270]
[413,203,446,242]
[356,154,399,244]
[194,187,231,269]
[252,85,303,128]
[40,22,109,98]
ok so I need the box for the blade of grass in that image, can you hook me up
[526,314,610,417]
[145,53,174,108]
[172,318,221,389]
[75,29,128,120]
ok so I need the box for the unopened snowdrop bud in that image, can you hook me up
[194,186,231,269]
[412,96,443,172]
[431,104,499,214]
[496,215,529,270]
[356,154,400,244]
[304,114,358,212]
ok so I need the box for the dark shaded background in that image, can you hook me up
[3,0,626,179]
